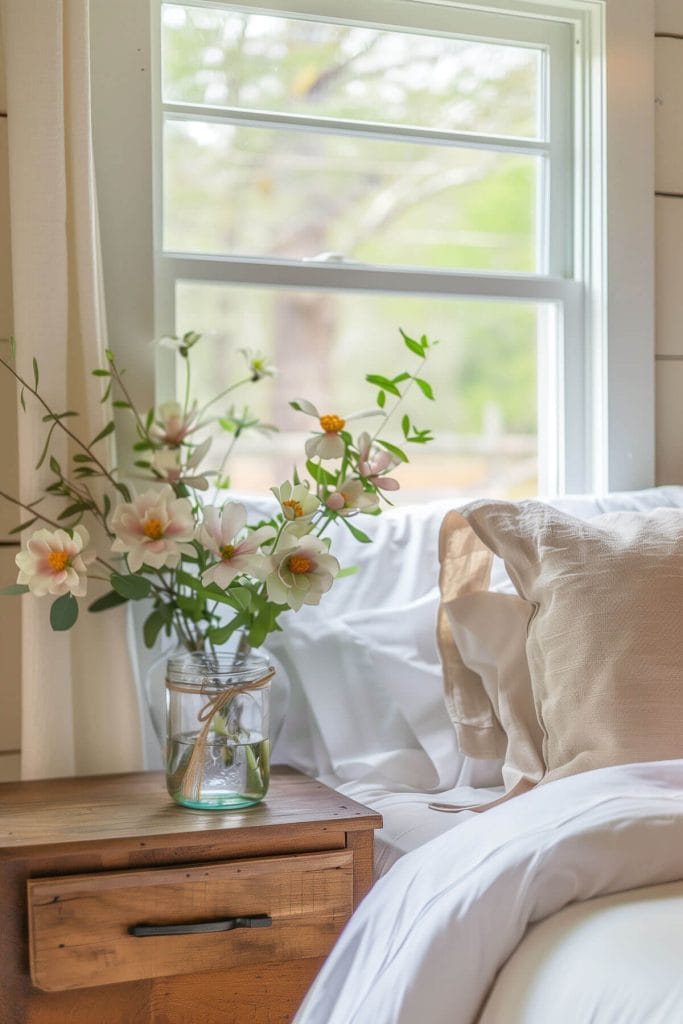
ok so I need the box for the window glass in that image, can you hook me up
[161,4,543,139]
[175,282,544,501]
[163,119,540,271]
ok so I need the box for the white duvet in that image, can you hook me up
[294,760,683,1024]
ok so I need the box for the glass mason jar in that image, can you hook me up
[165,650,273,811]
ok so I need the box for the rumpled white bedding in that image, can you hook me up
[294,760,683,1024]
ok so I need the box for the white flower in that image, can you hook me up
[152,437,212,490]
[111,485,195,572]
[198,503,275,589]
[326,478,379,516]
[261,534,339,611]
[15,525,95,598]
[357,431,401,491]
[292,399,383,461]
[240,348,276,382]
[271,481,319,524]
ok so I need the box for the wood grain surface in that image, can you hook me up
[28,851,353,991]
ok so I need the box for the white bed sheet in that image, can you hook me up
[479,880,683,1024]
[294,760,683,1024]
[337,780,501,878]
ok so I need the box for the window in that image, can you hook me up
[91,0,656,498]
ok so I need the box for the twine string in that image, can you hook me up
[167,667,275,804]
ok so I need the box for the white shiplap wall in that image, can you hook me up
[655,0,683,484]
[0,10,21,783]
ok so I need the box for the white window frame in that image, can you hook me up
[90,0,655,496]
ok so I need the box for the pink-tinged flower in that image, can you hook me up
[151,437,212,491]
[292,399,383,461]
[153,401,203,447]
[198,503,275,590]
[325,478,379,516]
[111,485,195,572]
[357,431,401,491]
[260,535,339,611]
[15,525,95,598]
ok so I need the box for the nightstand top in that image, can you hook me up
[0,766,382,860]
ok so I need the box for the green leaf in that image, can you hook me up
[90,421,115,446]
[336,565,359,578]
[35,423,57,470]
[32,357,39,389]
[143,609,166,648]
[49,455,61,475]
[342,520,372,544]
[0,584,29,595]
[377,439,408,463]
[58,502,89,520]
[73,453,92,463]
[376,390,386,409]
[89,590,129,613]
[112,400,130,409]
[145,407,154,431]
[111,573,152,600]
[400,330,425,358]
[20,388,26,411]
[208,613,249,646]
[103,494,111,519]
[50,593,79,631]
[306,459,337,486]
[115,482,132,502]
[366,374,401,396]
[9,517,38,535]
[92,368,110,377]
[414,377,435,400]
[401,414,411,437]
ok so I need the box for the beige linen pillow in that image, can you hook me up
[460,501,683,783]
[437,510,544,791]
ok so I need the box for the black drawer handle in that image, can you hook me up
[128,914,272,937]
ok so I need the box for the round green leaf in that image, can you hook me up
[50,594,79,631]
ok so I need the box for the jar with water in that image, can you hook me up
[165,650,273,810]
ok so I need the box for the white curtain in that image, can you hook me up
[1,0,143,777]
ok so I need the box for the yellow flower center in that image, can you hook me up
[220,544,236,560]
[47,550,70,572]
[143,517,165,541]
[283,498,304,518]
[289,554,313,575]
[319,414,345,434]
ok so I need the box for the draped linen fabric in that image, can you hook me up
[1,0,143,777]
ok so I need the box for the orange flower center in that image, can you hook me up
[319,414,345,434]
[283,499,304,518]
[143,517,165,541]
[220,544,236,560]
[289,554,313,575]
[47,550,70,572]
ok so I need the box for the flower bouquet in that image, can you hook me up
[0,329,435,807]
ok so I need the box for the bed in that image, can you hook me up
[261,484,683,1023]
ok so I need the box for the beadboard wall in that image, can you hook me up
[0,10,22,783]
[655,0,683,484]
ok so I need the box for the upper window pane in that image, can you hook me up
[161,4,543,139]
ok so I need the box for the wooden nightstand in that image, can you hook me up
[0,766,382,1024]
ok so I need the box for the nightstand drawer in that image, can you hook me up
[27,850,353,992]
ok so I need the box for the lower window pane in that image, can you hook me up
[175,283,548,501]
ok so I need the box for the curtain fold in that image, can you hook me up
[1,0,143,777]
